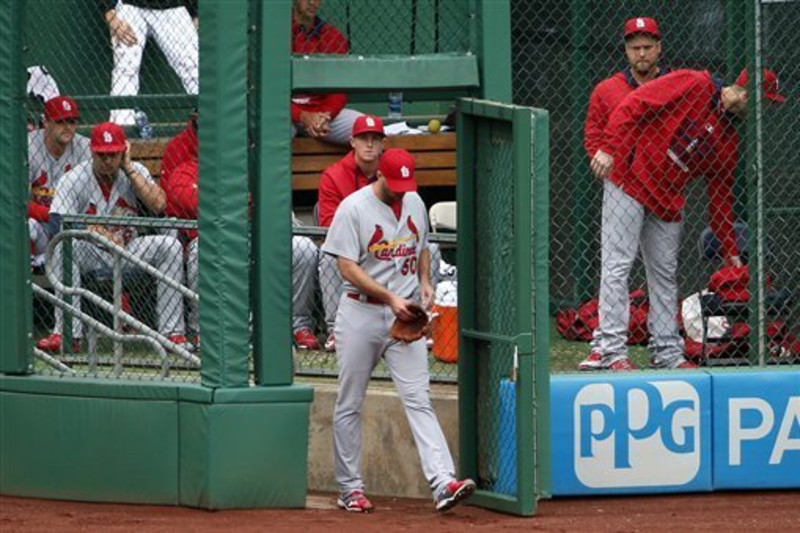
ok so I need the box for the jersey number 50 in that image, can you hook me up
[400,256,418,276]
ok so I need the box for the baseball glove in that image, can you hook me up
[390,302,431,343]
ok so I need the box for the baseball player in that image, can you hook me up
[318,115,443,352]
[28,96,92,269]
[580,16,669,370]
[104,0,198,125]
[36,122,189,353]
[322,148,475,513]
[582,67,785,371]
[292,0,362,145]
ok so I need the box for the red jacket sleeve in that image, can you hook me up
[706,136,740,259]
[28,201,50,222]
[164,160,199,220]
[317,170,342,227]
[584,84,610,160]
[601,71,710,156]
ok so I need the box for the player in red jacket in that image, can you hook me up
[580,67,785,371]
[291,0,362,145]
[317,115,385,350]
[584,17,668,161]
[580,17,668,369]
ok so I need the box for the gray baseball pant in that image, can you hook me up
[292,236,318,332]
[333,295,456,497]
[292,108,363,146]
[593,180,684,365]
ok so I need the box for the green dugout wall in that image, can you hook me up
[1,0,525,511]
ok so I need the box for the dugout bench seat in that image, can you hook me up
[128,132,457,190]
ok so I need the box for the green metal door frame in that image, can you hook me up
[456,98,550,516]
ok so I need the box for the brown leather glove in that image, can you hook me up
[390,302,430,343]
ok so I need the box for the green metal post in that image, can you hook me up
[252,0,293,385]
[569,0,593,306]
[197,0,251,387]
[726,0,748,224]
[0,1,31,374]
[512,107,535,516]
[744,1,764,365]
[457,100,479,482]
[478,0,512,102]
[531,109,551,499]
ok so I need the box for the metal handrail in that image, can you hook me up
[42,230,201,369]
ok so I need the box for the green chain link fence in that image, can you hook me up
[25,0,201,380]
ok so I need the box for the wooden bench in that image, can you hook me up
[130,133,457,190]
[291,133,457,190]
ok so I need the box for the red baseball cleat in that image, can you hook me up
[294,327,321,350]
[324,333,336,352]
[35,333,82,353]
[605,357,638,371]
[435,478,476,512]
[578,352,604,371]
[337,490,374,513]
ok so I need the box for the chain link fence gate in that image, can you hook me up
[511,0,800,371]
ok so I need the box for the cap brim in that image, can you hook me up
[766,93,787,103]
[385,178,417,193]
[92,145,126,153]
[46,113,80,121]
[624,31,660,40]
[353,128,386,137]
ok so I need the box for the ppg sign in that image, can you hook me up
[574,381,701,488]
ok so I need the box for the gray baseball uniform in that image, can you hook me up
[322,185,457,499]
[49,160,185,338]
[28,129,91,265]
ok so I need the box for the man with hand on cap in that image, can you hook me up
[585,16,668,166]
[28,96,91,269]
[36,122,190,354]
[580,67,786,372]
[321,148,475,514]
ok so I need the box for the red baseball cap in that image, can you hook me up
[379,148,417,193]
[44,96,80,121]
[352,114,385,137]
[624,17,660,40]
[91,122,127,153]
[735,67,787,102]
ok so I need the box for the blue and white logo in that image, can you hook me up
[713,372,800,489]
[574,380,700,488]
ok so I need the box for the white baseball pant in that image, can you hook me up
[109,2,198,125]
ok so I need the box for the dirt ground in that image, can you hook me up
[2,491,799,532]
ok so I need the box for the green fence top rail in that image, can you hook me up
[292,53,479,91]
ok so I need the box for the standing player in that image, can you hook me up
[291,0,361,145]
[583,67,785,371]
[103,0,198,125]
[36,122,189,353]
[322,148,475,513]
[317,114,385,351]
[28,96,92,268]
[580,16,667,370]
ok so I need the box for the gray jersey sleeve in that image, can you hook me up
[321,198,361,262]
